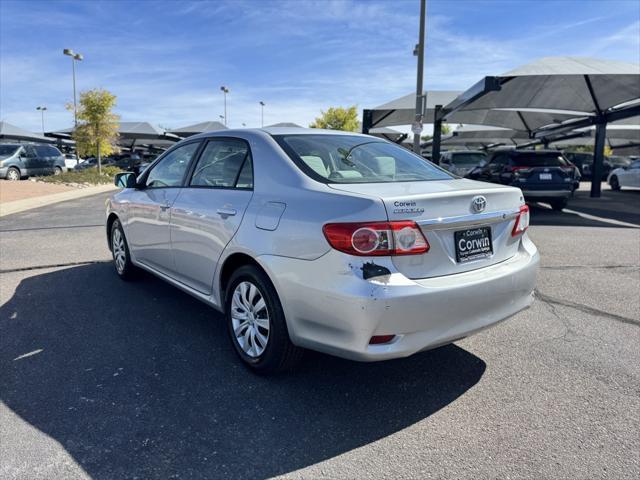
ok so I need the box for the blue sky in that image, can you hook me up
[1,0,639,133]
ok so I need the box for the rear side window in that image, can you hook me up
[189,138,253,189]
[34,145,61,157]
[511,152,568,167]
[275,134,452,183]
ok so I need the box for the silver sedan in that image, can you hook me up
[106,128,539,373]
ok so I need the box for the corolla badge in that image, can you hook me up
[471,195,487,213]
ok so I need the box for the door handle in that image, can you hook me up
[217,207,237,217]
[160,203,170,211]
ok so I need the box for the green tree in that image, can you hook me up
[309,106,359,132]
[71,89,119,173]
[420,122,451,141]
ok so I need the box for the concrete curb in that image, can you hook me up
[0,184,118,217]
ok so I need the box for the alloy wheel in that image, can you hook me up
[231,281,270,357]
[7,169,19,181]
[112,227,126,274]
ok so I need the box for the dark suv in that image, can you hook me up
[466,149,579,211]
[0,143,66,180]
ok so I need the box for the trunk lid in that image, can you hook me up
[328,179,524,279]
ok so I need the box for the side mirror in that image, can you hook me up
[478,160,487,168]
[114,172,138,188]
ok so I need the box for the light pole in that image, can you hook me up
[63,49,83,129]
[220,86,229,126]
[36,106,47,135]
[259,101,265,127]
[412,0,426,154]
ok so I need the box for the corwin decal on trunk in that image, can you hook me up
[392,200,424,215]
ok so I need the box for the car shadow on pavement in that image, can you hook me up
[529,189,640,228]
[1,263,486,479]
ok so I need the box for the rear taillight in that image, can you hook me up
[512,205,530,236]
[323,221,429,256]
[369,335,396,345]
[560,166,575,174]
[506,166,532,174]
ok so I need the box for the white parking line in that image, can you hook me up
[537,203,640,228]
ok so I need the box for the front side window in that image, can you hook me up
[190,138,252,188]
[145,142,200,188]
[274,134,452,183]
[24,146,37,157]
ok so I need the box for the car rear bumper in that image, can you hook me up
[257,235,539,361]
[521,189,572,199]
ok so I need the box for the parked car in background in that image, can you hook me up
[0,143,66,180]
[440,150,488,177]
[466,149,577,210]
[607,155,632,170]
[107,129,539,373]
[64,153,82,169]
[564,152,595,178]
[74,156,115,170]
[608,159,640,190]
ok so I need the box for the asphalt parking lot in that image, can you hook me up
[1,187,639,479]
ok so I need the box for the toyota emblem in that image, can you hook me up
[471,195,487,213]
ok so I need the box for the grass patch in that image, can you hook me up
[38,166,123,186]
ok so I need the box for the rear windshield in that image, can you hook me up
[274,134,453,183]
[451,152,486,165]
[512,152,568,167]
[0,145,19,156]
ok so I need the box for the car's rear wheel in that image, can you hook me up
[610,176,621,191]
[110,219,137,280]
[225,265,303,374]
[6,167,20,181]
[550,199,568,211]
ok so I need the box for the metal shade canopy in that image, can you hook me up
[0,122,55,143]
[369,126,408,143]
[442,56,640,196]
[450,57,639,115]
[446,108,587,133]
[53,122,180,148]
[363,90,461,130]
[550,119,640,148]
[170,121,228,138]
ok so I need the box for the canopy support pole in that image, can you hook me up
[590,120,606,198]
[362,109,372,134]
[431,105,443,164]
[413,0,426,154]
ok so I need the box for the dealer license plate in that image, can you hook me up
[454,227,493,263]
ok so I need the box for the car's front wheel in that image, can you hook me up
[225,265,303,374]
[6,167,20,181]
[110,219,137,280]
[610,176,621,191]
[54,166,63,175]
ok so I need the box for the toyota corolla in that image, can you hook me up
[106,128,539,373]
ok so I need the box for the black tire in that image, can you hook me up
[110,219,137,280]
[225,265,303,374]
[6,167,20,181]
[610,176,621,191]
[550,199,568,211]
